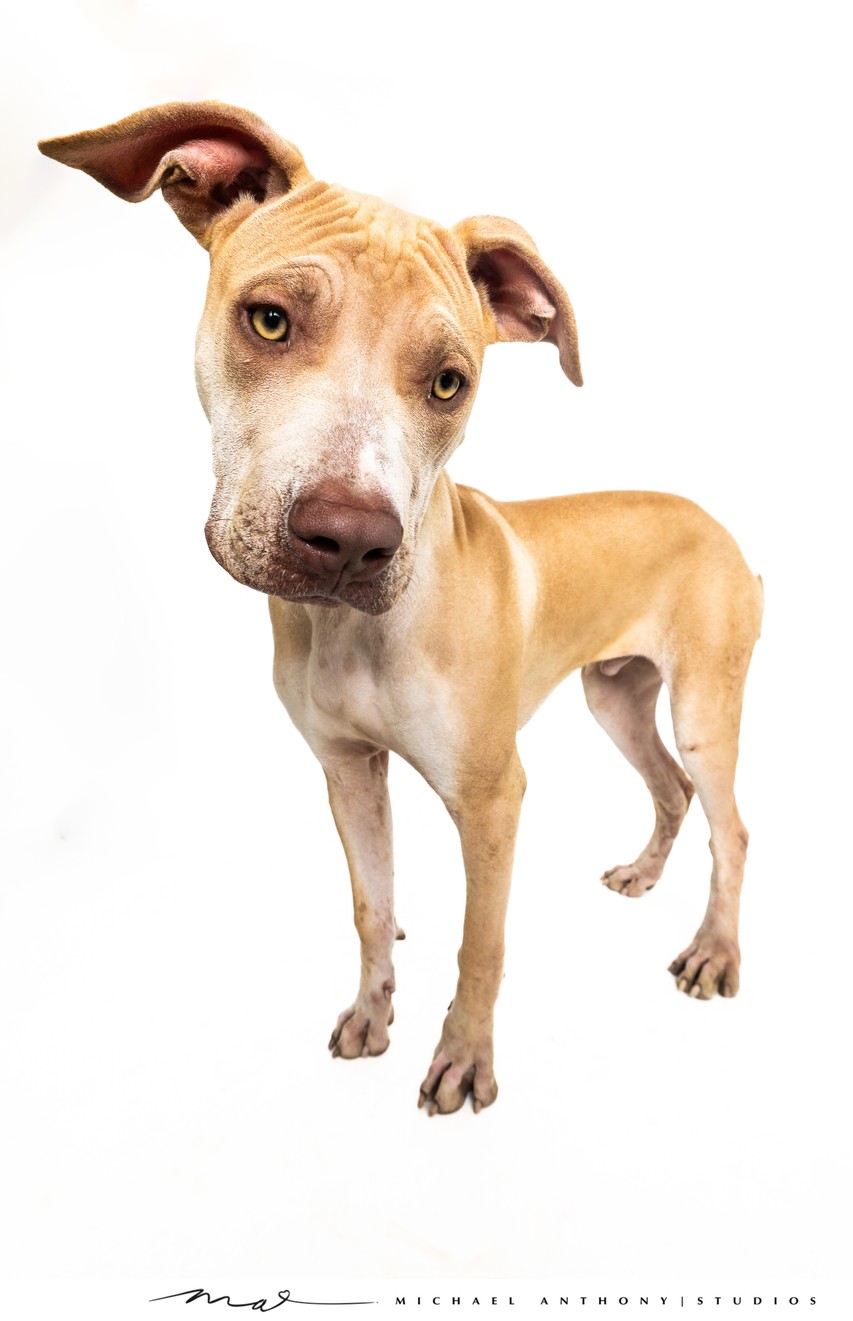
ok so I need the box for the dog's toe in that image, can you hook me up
[328,996,392,1059]
[417,1016,498,1115]
[669,934,740,1000]
[418,1059,496,1116]
[601,863,658,897]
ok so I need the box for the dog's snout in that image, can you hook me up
[289,493,403,581]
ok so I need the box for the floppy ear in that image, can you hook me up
[453,215,582,385]
[38,101,313,248]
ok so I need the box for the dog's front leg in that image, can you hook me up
[323,747,399,1059]
[419,752,526,1115]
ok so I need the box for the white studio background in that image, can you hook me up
[1,2,850,1316]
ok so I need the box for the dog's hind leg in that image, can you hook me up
[324,747,400,1058]
[582,656,694,897]
[665,644,755,1000]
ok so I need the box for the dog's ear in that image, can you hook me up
[38,102,313,248]
[453,216,582,386]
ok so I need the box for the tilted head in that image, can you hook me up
[39,102,582,614]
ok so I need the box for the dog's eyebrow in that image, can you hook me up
[410,313,478,374]
[233,258,338,305]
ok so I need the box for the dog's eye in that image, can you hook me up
[250,306,289,342]
[432,370,463,400]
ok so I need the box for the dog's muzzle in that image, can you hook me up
[205,480,408,614]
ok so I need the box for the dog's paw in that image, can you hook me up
[601,862,661,897]
[668,935,740,1000]
[417,1015,498,1116]
[328,985,394,1059]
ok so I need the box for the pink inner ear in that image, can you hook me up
[496,250,556,318]
[168,137,270,191]
[472,248,557,342]
[59,124,275,199]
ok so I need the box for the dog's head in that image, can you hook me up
[40,102,582,614]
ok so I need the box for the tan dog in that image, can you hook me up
[39,103,762,1115]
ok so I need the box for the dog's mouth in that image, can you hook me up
[205,521,410,614]
[274,567,409,615]
[295,592,343,607]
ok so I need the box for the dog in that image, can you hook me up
[39,102,763,1115]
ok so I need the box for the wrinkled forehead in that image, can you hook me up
[207,179,485,341]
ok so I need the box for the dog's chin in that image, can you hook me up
[317,579,403,615]
[281,579,402,616]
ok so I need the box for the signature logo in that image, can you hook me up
[151,1287,376,1311]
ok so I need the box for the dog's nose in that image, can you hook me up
[289,495,403,580]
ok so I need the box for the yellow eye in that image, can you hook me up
[250,306,289,341]
[432,369,463,400]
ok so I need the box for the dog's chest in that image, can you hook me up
[307,639,390,742]
[282,615,456,794]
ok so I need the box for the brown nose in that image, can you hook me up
[288,495,403,581]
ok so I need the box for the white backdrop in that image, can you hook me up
[1,2,850,1317]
